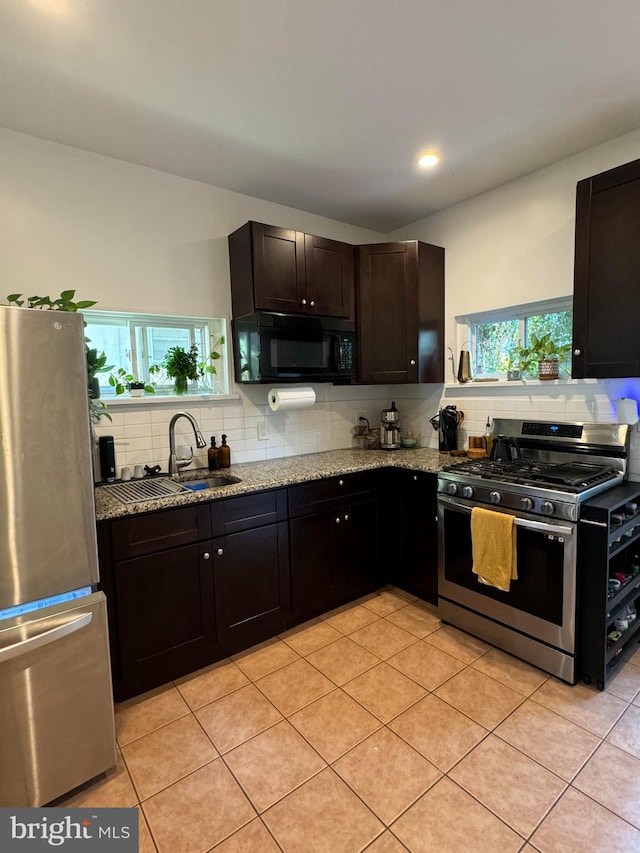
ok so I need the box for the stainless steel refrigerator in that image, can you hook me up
[0,306,116,807]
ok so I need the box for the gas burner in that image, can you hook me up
[443,458,619,493]
[438,419,628,520]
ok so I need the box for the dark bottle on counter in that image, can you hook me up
[98,435,116,482]
[219,434,231,468]
[208,436,219,471]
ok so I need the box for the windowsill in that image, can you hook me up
[100,392,241,408]
[444,377,600,390]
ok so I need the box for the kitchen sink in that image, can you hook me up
[103,474,241,505]
[183,475,242,490]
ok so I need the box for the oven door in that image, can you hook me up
[437,495,576,653]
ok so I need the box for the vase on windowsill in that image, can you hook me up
[174,376,189,395]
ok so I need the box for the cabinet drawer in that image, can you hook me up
[288,471,377,517]
[210,489,287,537]
[111,506,204,560]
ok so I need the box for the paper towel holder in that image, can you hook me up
[616,397,639,425]
[267,385,316,412]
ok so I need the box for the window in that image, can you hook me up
[460,298,572,379]
[82,310,228,396]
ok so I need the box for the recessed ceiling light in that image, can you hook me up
[418,153,440,168]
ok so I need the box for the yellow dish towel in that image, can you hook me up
[471,507,518,592]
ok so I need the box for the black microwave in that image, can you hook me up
[232,312,356,384]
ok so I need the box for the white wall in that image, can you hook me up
[0,126,383,317]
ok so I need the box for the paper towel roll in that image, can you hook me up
[616,397,639,425]
[268,386,316,412]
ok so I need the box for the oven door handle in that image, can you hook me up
[437,495,574,536]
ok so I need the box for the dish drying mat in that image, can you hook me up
[102,478,189,505]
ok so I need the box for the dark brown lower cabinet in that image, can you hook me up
[213,522,290,656]
[345,498,381,598]
[114,543,217,700]
[400,471,439,605]
[290,497,379,622]
[290,507,345,620]
[376,468,438,604]
[99,471,438,700]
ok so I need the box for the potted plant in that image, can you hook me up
[163,345,200,395]
[86,347,114,399]
[527,332,571,380]
[501,345,529,380]
[516,333,571,380]
[109,367,158,397]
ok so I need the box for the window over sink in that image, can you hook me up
[82,310,229,396]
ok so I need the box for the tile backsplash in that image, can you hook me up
[92,379,640,480]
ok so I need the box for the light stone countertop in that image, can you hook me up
[94,447,466,521]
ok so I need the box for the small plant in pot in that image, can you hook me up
[527,333,571,380]
[516,333,571,380]
[501,346,528,380]
[109,367,158,397]
[163,345,200,395]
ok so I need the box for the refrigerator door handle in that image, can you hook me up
[0,612,93,664]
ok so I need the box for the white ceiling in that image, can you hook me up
[1,0,640,232]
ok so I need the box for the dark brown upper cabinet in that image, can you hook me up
[357,241,444,384]
[228,221,355,319]
[573,157,640,378]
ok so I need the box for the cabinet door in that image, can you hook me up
[400,472,439,605]
[343,498,380,598]
[290,508,343,621]
[252,223,306,314]
[573,159,640,378]
[357,242,419,383]
[304,234,355,319]
[214,522,290,656]
[114,543,216,699]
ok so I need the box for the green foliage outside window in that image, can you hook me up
[474,309,572,378]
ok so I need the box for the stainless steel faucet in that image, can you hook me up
[168,411,207,478]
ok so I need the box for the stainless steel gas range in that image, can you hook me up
[437,419,629,683]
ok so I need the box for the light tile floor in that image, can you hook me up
[59,587,640,852]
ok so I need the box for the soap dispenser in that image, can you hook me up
[208,436,219,471]
[218,434,231,468]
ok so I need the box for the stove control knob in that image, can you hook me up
[520,497,534,511]
[489,490,502,504]
[541,501,555,516]
[446,482,459,495]
[461,486,474,498]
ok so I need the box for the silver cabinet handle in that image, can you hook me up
[339,479,344,486]
[413,475,418,481]
[336,517,341,524]
[216,548,224,556]
[0,612,92,664]
[310,300,315,307]
[344,514,349,521]
[203,552,210,559]
[410,359,416,365]
[573,348,581,356]
[301,298,307,305]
